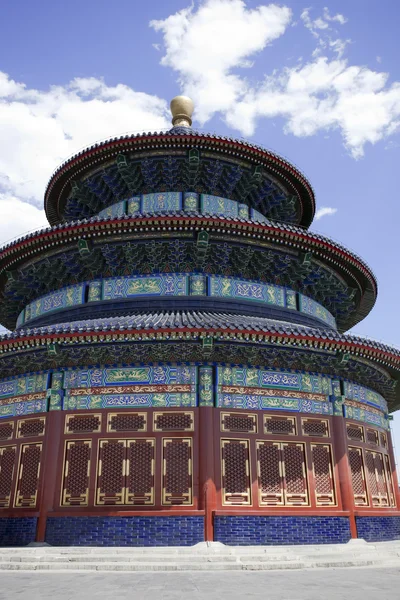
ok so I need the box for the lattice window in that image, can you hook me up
[154,412,194,432]
[221,439,251,505]
[162,438,192,505]
[302,418,329,438]
[126,439,155,505]
[257,441,283,505]
[264,416,296,436]
[61,440,91,506]
[348,446,368,506]
[0,422,13,441]
[108,413,146,432]
[0,446,17,508]
[380,432,388,449]
[66,414,101,434]
[14,443,42,507]
[365,450,389,507]
[17,418,45,439]
[221,413,257,433]
[96,440,125,505]
[282,443,309,505]
[384,454,396,507]
[366,429,378,445]
[347,424,364,442]
[312,444,336,506]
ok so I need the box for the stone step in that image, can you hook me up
[0,558,399,572]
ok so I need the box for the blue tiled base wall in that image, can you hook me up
[0,517,37,547]
[356,517,400,542]
[214,516,351,545]
[45,516,204,547]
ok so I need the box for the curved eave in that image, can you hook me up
[44,131,315,228]
[0,214,377,332]
[1,314,399,410]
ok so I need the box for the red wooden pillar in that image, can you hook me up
[199,406,217,541]
[332,416,357,538]
[35,410,63,542]
[387,427,400,508]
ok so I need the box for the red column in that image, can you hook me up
[332,416,357,538]
[35,411,63,542]
[199,407,217,541]
[387,427,400,508]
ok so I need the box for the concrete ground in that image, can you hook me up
[1,568,399,600]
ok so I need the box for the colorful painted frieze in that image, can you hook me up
[127,196,141,215]
[343,381,387,412]
[0,373,49,399]
[102,273,188,300]
[209,276,285,307]
[199,367,214,407]
[217,392,332,415]
[183,192,198,212]
[344,404,388,429]
[63,365,197,389]
[97,200,126,219]
[142,192,182,213]
[87,281,102,302]
[216,366,332,395]
[63,392,196,411]
[189,275,207,296]
[23,283,85,325]
[286,289,297,311]
[299,294,336,329]
[201,195,238,218]
[0,398,48,419]
[250,208,268,223]
[238,204,249,219]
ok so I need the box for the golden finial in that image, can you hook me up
[170,95,194,127]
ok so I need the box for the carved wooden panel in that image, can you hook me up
[14,443,42,507]
[0,422,14,441]
[221,413,257,433]
[61,440,91,506]
[348,446,368,506]
[384,454,396,507]
[311,443,336,506]
[162,438,192,505]
[221,439,251,506]
[257,441,283,506]
[347,424,364,442]
[126,439,155,505]
[366,429,378,445]
[154,412,194,432]
[365,450,389,507]
[302,418,329,438]
[107,413,146,433]
[264,416,296,436]
[380,432,388,449]
[17,418,45,439]
[96,440,125,505]
[282,442,309,506]
[0,445,17,508]
[65,414,101,434]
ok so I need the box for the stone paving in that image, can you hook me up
[1,568,400,600]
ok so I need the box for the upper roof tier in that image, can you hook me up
[44,96,315,227]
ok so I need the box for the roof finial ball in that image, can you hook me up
[170,95,194,128]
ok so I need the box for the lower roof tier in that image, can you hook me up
[0,213,376,332]
[1,310,399,411]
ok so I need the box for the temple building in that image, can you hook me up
[0,96,399,546]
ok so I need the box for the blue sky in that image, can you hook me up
[1,0,400,459]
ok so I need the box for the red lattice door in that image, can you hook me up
[348,446,368,506]
[256,441,284,506]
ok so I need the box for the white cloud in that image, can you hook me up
[314,206,338,220]
[151,0,292,123]
[0,73,169,245]
[152,1,400,158]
